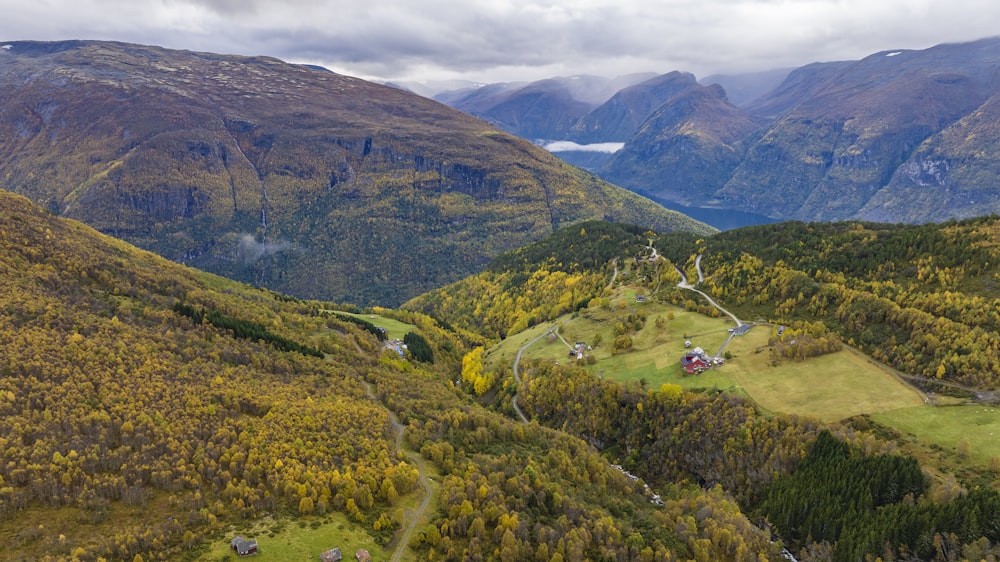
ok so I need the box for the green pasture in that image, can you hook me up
[328,311,416,341]
[484,297,737,386]
[725,343,927,422]
[874,405,1000,467]
[200,512,387,561]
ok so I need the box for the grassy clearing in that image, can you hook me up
[199,512,387,561]
[484,321,559,372]
[489,287,926,423]
[484,295,738,387]
[488,283,988,483]
[726,344,927,422]
[874,405,1000,467]
[329,311,416,341]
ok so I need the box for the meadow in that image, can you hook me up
[874,405,1000,467]
[199,512,387,561]
[327,310,416,341]
[490,292,926,423]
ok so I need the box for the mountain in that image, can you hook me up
[0,41,711,307]
[601,80,760,206]
[384,78,484,98]
[411,214,1000,560]
[6,186,1000,560]
[606,37,1000,223]
[567,71,705,144]
[435,73,657,140]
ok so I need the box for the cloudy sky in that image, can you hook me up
[2,0,998,88]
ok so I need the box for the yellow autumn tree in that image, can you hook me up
[461,347,494,395]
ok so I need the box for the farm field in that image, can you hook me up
[874,405,1000,467]
[484,293,735,374]
[327,310,416,341]
[490,284,1000,475]
[724,343,927,422]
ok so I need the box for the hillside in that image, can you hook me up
[0,41,711,307]
[438,38,1000,224]
[567,71,706,143]
[0,190,798,562]
[601,81,760,206]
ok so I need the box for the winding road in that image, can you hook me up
[512,326,567,423]
[676,255,741,327]
[607,258,620,289]
[675,254,745,358]
[361,380,433,562]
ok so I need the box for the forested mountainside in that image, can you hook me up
[417,215,1000,388]
[404,220,665,339]
[0,41,710,308]
[408,215,1000,560]
[695,218,1000,388]
[0,191,799,561]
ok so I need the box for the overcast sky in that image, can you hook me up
[2,0,998,88]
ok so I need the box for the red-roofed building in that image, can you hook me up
[681,353,711,375]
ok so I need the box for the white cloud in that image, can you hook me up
[542,141,625,153]
[0,0,997,84]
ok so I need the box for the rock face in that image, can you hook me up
[605,37,1000,223]
[0,41,712,306]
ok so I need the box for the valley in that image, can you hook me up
[2,35,1000,562]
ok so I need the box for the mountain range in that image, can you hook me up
[437,37,1000,224]
[0,40,710,306]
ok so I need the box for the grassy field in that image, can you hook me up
[199,512,387,561]
[727,344,927,421]
[328,311,416,341]
[484,293,736,375]
[490,289,926,423]
[874,405,1000,467]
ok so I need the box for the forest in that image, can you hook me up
[690,218,1000,387]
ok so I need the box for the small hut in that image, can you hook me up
[320,547,343,562]
[231,536,258,557]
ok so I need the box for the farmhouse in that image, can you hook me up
[231,536,258,557]
[355,549,372,562]
[681,352,711,375]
